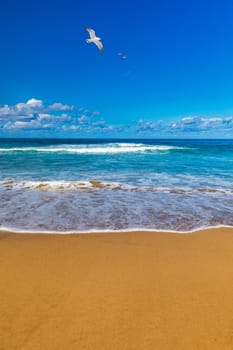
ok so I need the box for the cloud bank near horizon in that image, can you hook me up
[0,98,233,137]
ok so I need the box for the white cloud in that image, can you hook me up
[136,119,157,132]
[59,114,72,122]
[0,98,73,121]
[38,113,51,120]
[3,119,41,130]
[0,98,114,135]
[15,121,28,127]
[135,116,233,135]
[26,98,43,107]
[1,98,233,136]
[3,122,17,130]
[78,115,89,124]
[92,119,106,127]
[0,105,11,116]
[48,102,74,111]
[168,116,233,132]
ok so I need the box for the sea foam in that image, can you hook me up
[0,143,185,154]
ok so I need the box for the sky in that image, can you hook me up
[1,0,233,138]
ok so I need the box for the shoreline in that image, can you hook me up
[1,226,233,349]
[1,224,233,236]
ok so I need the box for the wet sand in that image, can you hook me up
[0,227,233,349]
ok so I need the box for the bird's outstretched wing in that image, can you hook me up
[94,40,104,52]
[86,27,96,39]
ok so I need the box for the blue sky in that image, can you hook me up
[1,0,233,137]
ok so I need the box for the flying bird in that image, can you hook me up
[85,27,104,52]
[117,52,127,60]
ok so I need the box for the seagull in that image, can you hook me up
[117,52,127,60]
[85,27,104,52]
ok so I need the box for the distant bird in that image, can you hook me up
[85,27,104,52]
[117,52,127,60]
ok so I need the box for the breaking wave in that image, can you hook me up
[0,143,186,154]
[0,180,232,195]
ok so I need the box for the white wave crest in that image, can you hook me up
[0,180,232,195]
[0,180,133,191]
[0,143,185,154]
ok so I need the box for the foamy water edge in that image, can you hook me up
[1,225,233,235]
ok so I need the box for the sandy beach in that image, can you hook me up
[0,227,233,349]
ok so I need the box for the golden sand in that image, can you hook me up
[0,227,233,349]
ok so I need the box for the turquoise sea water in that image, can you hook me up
[0,138,232,233]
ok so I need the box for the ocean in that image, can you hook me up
[0,138,232,233]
